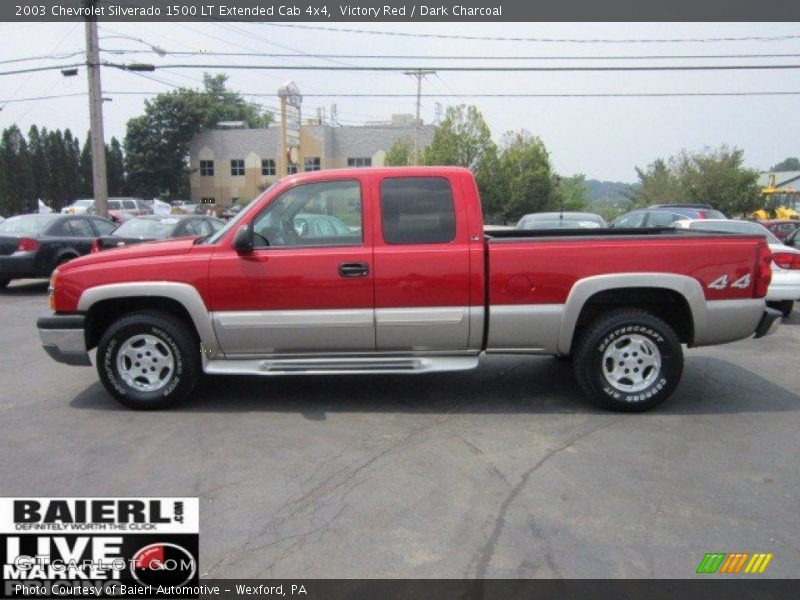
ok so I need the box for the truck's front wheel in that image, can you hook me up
[96,311,200,410]
[573,309,683,412]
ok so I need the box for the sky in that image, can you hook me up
[1,21,799,182]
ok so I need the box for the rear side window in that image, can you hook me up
[380,177,456,245]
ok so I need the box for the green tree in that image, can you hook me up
[107,137,126,196]
[124,73,273,198]
[553,174,589,211]
[63,129,81,203]
[384,138,413,166]
[27,125,50,204]
[0,126,36,215]
[422,104,495,170]
[497,130,554,221]
[770,157,800,172]
[633,146,760,216]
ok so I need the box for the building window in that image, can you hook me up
[200,160,214,176]
[288,163,298,175]
[230,159,245,176]
[261,159,276,176]
[304,157,321,172]
[347,157,372,167]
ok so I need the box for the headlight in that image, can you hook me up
[48,269,58,311]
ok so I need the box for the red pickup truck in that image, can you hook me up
[38,167,780,411]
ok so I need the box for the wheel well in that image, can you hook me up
[85,297,198,350]
[572,287,694,347]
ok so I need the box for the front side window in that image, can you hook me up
[261,159,276,176]
[251,180,362,249]
[304,157,321,172]
[380,177,456,245]
[230,159,245,176]
[200,160,214,176]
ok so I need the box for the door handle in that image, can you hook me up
[339,262,369,278]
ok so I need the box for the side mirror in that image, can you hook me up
[232,225,253,253]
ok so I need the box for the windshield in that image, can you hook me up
[0,214,57,235]
[688,221,782,245]
[203,190,271,245]
[72,200,94,208]
[113,218,178,239]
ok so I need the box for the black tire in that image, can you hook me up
[96,311,200,410]
[0,279,9,289]
[573,308,683,412]
[767,300,794,318]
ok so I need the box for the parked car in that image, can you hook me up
[760,219,800,241]
[171,203,201,215]
[221,200,250,220]
[673,219,800,317]
[516,212,606,230]
[0,213,115,288]
[611,204,726,228]
[293,213,354,238]
[94,215,225,251]
[38,167,778,412]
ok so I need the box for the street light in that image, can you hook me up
[99,35,167,57]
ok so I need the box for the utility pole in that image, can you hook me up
[84,3,108,217]
[404,69,435,164]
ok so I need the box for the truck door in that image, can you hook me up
[208,178,375,355]
[371,174,473,351]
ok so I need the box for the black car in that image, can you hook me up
[0,213,116,288]
[96,215,225,250]
[610,204,727,228]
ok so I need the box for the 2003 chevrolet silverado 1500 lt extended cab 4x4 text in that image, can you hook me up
[37,167,781,411]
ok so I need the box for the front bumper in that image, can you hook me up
[37,313,91,366]
[754,308,782,339]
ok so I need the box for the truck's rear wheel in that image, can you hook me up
[573,309,683,412]
[96,311,200,410]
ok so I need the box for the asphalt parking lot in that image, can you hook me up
[2,279,799,579]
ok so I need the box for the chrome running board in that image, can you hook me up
[203,355,480,376]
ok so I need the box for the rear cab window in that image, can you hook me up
[379,177,456,244]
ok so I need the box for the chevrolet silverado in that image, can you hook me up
[37,167,780,411]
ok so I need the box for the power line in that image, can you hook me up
[94,49,800,61]
[10,89,800,105]
[260,24,800,44]
[103,62,800,73]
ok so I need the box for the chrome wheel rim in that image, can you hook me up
[116,334,175,393]
[602,334,661,393]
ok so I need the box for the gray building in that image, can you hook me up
[188,115,434,205]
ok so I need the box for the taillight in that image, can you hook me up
[754,244,773,298]
[90,239,101,253]
[771,252,800,270]
[16,238,39,252]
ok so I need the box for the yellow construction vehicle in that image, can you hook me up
[751,174,800,220]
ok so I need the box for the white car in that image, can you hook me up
[61,199,95,215]
[674,219,800,317]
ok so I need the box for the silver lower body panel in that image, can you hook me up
[203,355,480,376]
